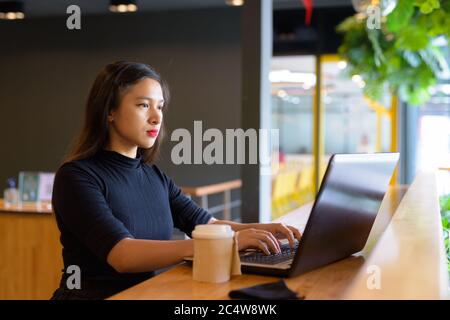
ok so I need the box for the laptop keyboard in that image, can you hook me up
[240,241,299,265]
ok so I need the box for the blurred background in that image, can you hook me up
[0,0,449,299]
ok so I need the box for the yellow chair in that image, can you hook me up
[292,165,315,206]
[271,173,286,219]
[271,170,300,219]
[283,171,299,210]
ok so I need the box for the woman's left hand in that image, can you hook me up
[251,223,302,248]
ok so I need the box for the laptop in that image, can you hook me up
[186,153,400,278]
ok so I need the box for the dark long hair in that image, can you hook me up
[64,61,170,164]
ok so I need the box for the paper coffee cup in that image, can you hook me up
[192,224,235,283]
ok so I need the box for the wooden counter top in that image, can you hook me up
[343,171,449,299]
[108,176,447,300]
[0,199,62,299]
[0,199,52,214]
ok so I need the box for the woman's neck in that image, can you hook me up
[105,141,138,159]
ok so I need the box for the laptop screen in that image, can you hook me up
[289,153,399,277]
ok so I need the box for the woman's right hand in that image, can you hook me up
[236,228,282,255]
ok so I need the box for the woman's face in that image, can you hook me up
[108,77,164,154]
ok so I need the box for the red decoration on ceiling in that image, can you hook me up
[302,0,313,25]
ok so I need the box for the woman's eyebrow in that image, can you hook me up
[135,96,164,103]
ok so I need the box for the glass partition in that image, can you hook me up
[270,54,397,220]
[319,55,393,183]
[270,55,316,219]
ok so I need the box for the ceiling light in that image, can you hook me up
[225,0,245,6]
[0,1,25,20]
[337,60,347,70]
[269,70,317,87]
[127,4,137,12]
[110,0,138,13]
[351,74,363,83]
[357,80,366,88]
[277,90,287,98]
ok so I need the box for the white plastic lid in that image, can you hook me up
[192,224,234,239]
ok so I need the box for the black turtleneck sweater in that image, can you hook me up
[51,150,212,299]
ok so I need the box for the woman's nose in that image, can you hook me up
[149,108,161,124]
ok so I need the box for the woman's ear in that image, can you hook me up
[108,112,114,122]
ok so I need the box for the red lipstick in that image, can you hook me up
[147,130,158,137]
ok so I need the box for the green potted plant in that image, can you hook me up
[440,194,450,273]
[338,0,450,277]
[336,0,450,106]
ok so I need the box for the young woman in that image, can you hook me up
[50,61,302,300]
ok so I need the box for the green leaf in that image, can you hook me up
[402,50,422,67]
[398,83,429,105]
[387,0,415,32]
[416,64,436,87]
[409,86,431,105]
[395,26,429,51]
[442,218,449,229]
[336,16,363,33]
[364,80,385,102]
[442,0,450,11]
[367,29,386,66]
[441,195,450,212]
[419,46,449,76]
[336,0,446,106]
[415,0,440,14]
[428,10,448,36]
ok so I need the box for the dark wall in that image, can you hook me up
[273,6,355,55]
[0,8,242,192]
